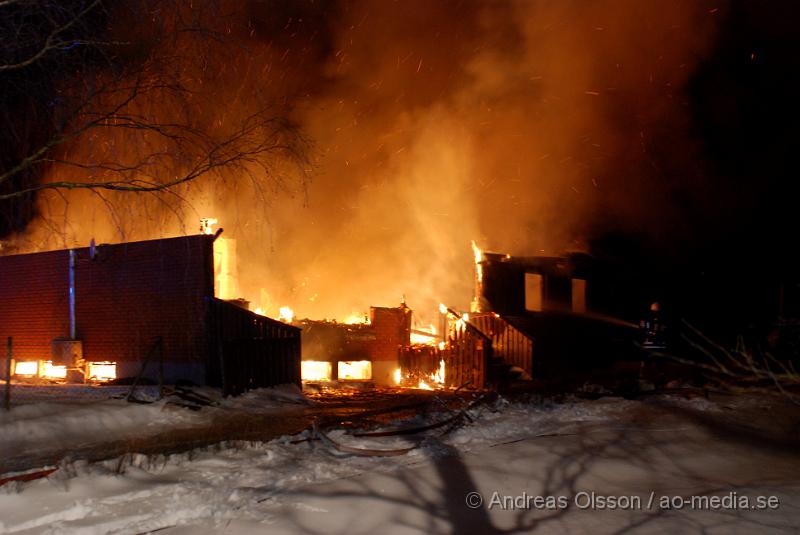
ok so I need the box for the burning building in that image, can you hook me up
[389,244,646,391]
[0,234,300,393]
[298,305,412,386]
[470,247,642,381]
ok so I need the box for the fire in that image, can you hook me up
[338,360,372,380]
[200,217,218,235]
[278,306,294,323]
[301,361,332,382]
[416,359,446,389]
[417,380,433,390]
[471,240,483,264]
[41,361,67,380]
[433,359,445,384]
[87,362,117,382]
[410,323,438,345]
[439,303,448,315]
[472,241,484,313]
[342,312,370,324]
[394,368,402,385]
[254,307,265,316]
[13,361,38,376]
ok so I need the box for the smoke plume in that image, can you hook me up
[7,0,723,322]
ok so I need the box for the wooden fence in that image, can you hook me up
[212,299,301,395]
[469,313,533,377]
[221,337,301,396]
[400,322,490,389]
[400,313,534,389]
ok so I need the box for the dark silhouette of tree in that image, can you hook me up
[0,0,307,240]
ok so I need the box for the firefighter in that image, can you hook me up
[640,302,667,349]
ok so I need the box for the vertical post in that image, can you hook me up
[69,249,76,340]
[4,337,12,410]
[158,337,164,400]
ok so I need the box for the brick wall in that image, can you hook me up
[0,250,70,361]
[0,235,214,372]
[366,306,411,362]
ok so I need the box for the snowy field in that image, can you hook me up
[1,393,798,534]
[0,385,310,476]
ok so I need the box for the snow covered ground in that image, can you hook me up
[1,393,798,534]
[0,385,310,476]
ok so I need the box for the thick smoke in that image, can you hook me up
[8,0,723,322]
[243,0,722,321]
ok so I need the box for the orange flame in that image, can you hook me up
[278,306,295,323]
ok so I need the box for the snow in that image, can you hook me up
[220,384,310,410]
[0,384,308,479]
[1,394,798,534]
[0,399,199,449]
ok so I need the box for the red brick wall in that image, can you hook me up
[0,235,214,365]
[366,306,411,362]
[0,250,70,360]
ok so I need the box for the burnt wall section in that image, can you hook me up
[0,235,214,382]
[475,251,645,322]
[476,253,590,316]
[471,250,649,385]
[298,304,411,383]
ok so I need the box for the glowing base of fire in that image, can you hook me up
[338,360,372,380]
[42,361,67,379]
[301,361,332,382]
[394,359,446,390]
[12,360,116,382]
[87,362,117,382]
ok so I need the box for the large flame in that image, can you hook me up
[41,361,67,380]
[416,358,446,390]
[301,361,332,382]
[278,306,294,323]
[410,323,438,345]
[7,1,723,335]
[13,361,38,376]
[471,240,482,264]
[342,312,370,325]
[433,358,445,384]
[338,360,372,380]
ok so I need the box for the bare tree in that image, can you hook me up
[0,0,308,241]
[653,320,800,405]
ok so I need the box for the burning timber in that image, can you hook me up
[0,227,645,399]
[296,305,412,386]
[296,301,534,391]
[294,244,649,393]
